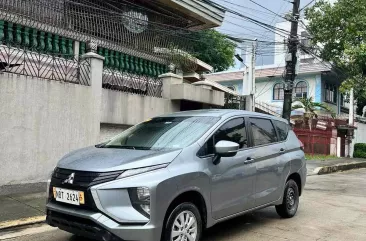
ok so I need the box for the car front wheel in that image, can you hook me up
[163,202,202,241]
[275,179,299,218]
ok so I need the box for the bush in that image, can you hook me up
[354,143,366,158]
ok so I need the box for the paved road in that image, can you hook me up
[2,169,366,241]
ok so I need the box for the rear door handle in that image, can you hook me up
[244,157,254,164]
[279,148,286,154]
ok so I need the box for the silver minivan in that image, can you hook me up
[46,109,306,241]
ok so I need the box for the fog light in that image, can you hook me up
[129,187,151,218]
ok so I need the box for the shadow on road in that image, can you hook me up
[64,207,281,241]
[203,207,280,241]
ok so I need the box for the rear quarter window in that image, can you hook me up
[273,120,290,141]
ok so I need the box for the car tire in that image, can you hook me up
[162,202,202,241]
[275,179,299,218]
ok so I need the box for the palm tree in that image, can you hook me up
[292,97,335,130]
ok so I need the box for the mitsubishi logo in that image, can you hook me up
[62,173,75,185]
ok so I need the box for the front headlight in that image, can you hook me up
[117,163,168,179]
[129,187,151,218]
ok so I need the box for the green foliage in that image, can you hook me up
[305,0,366,99]
[292,97,336,118]
[354,143,366,158]
[190,29,236,72]
[355,143,366,152]
[305,154,338,160]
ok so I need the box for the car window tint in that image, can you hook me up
[199,118,247,156]
[250,118,278,146]
[273,120,289,141]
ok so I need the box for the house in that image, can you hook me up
[208,20,350,117]
[0,0,238,187]
[207,19,357,158]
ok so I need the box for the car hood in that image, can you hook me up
[57,146,182,172]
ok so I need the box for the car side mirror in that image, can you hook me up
[213,141,239,165]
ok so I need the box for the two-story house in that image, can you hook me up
[208,20,350,117]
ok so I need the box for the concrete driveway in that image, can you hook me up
[2,169,366,241]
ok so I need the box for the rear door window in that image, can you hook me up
[273,120,290,141]
[249,118,278,146]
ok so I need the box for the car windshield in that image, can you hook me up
[101,116,219,150]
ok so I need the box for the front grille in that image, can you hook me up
[47,211,122,241]
[49,168,124,211]
[52,168,124,187]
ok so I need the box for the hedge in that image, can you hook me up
[354,143,366,158]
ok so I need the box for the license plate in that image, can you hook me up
[53,187,85,206]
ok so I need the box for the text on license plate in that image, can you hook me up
[53,187,85,205]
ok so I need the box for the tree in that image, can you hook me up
[190,29,236,72]
[292,97,335,130]
[305,0,366,99]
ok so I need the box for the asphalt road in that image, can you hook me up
[2,169,366,241]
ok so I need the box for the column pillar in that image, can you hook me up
[81,51,104,142]
[159,72,183,99]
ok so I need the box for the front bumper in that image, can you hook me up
[46,202,161,241]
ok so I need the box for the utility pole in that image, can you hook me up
[251,39,257,112]
[244,40,257,112]
[282,0,300,121]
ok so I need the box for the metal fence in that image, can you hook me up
[102,67,163,97]
[0,44,90,85]
[0,0,198,71]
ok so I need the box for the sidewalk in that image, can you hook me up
[0,192,46,230]
[307,158,366,175]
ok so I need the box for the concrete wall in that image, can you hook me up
[101,89,180,126]
[99,124,130,142]
[170,84,225,106]
[0,74,100,185]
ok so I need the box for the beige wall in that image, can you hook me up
[99,124,130,142]
[0,74,100,185]
[101,89,180,126]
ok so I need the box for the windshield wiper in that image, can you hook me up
[102,145,151,150]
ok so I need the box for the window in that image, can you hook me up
[273,83,284,100]
[325,84,337,103]
[273,120,290,141]
[198,118,247,156]
[295,81,308,98]
[250,118,278,146]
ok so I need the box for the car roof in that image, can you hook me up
[158,109,289,123]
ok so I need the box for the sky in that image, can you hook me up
[213,0,317,68]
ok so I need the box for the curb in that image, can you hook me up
[313,162,366,175]
[0,216,46,231]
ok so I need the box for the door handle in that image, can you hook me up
[244,157,254,164]
[279,148,286,154]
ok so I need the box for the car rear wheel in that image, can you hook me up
[275,179,299,218]
[163,202,202,241]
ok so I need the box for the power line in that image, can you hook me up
[299,0,316,12]
[249,0,288,21]
[214,0,282,17]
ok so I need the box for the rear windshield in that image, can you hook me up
[102,116,219,150]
